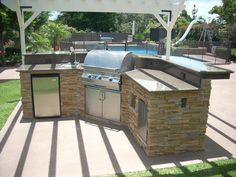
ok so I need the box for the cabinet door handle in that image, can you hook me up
[99,91,105,101]
[101,92,105,101]
[99,91,102,101]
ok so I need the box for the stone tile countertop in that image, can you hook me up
[125,69,199,92]
[17,63,83,72]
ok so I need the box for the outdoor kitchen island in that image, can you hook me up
[18,63,85,118]
[121,69,210,155]
[17,52,232,156]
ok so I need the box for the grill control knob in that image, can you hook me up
[98,76,102,80]
[108,77,113,82]
[88,74,92,78]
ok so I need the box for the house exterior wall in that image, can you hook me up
[121,75,211,156]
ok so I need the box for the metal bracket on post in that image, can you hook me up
[161,10,172,22]
[154,12,172,60]
[154,0,185,60]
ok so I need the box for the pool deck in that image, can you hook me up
[0,62,235,177]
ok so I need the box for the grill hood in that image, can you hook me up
[83,50,135,72]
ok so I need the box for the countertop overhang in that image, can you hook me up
[17,54,233,80]
[139,55,233,80]
[23,51,87,56]
[17,63,83,72]
[125,69,199,92]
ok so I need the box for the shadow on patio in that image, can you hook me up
[0,106,235,177]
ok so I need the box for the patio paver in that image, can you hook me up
[0,67,20,80]
[0,64,236,177]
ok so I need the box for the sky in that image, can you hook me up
[50,0,223,21]
[185,0,223,21]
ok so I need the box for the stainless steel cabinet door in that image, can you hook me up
[102,90,120,122]
[138,99,147,142]
[86,86,102,118]
[32,75,60,117]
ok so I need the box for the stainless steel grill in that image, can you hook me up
[82,50,135,122]
[82,50,135,90]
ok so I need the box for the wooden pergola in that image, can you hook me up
[1,0,186,64]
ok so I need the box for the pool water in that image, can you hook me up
[108,46,158,56]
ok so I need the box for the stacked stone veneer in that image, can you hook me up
[121,74,211,156]
[20,69,85,118]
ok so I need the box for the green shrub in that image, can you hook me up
[231,48,236,56]
[5,48,21,57]
[0,56,4,66]
[231,48,236,61]
[134,33,145,41]
[0,54,21,66]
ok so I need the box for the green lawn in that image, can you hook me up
[0,80,21,130]
[231,48,236,56]
[106,159,236,177]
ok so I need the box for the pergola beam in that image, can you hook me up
[169,0,185,29]
[15,0,23,28]
[2,0,186,64]
[154,1,185,60]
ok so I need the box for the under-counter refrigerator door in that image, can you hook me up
[32,75,61,118]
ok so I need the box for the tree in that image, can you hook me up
[210,0,236,25]
[0,4,18,51]
[45,21,76,50]
[115,14,155,34]
[180,10,192,22]
[28,21,76,52]
[0,3,49,52]
[25,12,49,33]
[58,12,117,32]
[27,32,51,52]
[174,10,192,40]
[210,0,236,41]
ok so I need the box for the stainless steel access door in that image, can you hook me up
[85,86,120,122]
[102,90,120,122]
[32,74,61,118]
[85,86,102,118]
[138,99,147,142]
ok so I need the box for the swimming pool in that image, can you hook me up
[108,46,158,56]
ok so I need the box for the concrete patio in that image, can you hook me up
[0,67,20,80]
[0,63,236,177]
